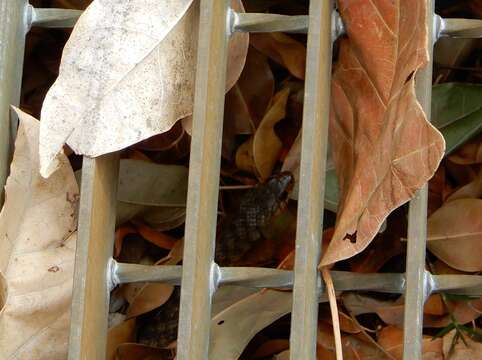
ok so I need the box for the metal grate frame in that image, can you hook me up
[1,1,482,359]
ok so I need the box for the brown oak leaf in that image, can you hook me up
[321,0,445,265]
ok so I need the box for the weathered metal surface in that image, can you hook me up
[289,1,333,359]
[68,154,120,360]
[29,7,82,28]
[0,0,28,203]
[403,1,435,359]
[176,1,230,359]
[232,12,308,33]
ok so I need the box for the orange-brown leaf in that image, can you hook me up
[321,0,445,265]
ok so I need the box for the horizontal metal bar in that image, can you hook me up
[233,12,481,43]
[432,274,482,296]
[219,267,293,288]
[232,11,345,39]
[29,7,82,28]
[113,262,482,296]
[113,262,182,286]
[439,17,482,38]
[232,12,308,33]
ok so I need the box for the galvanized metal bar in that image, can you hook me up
[176,1,230,359]
[403,2,435,359]
[432,274,482,296]
[232,13,308,33]
[289,1,333,359]
[68,154,120,359]
[114,262,182,285]
[29,7,82,28]
[219,267,293,288]
[440,17,482,38]
[0,0,29,204]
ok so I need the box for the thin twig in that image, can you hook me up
[322,267,343,360]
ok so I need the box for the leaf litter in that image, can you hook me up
[8,0,482,358]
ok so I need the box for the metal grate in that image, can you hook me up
[1,1,482,359]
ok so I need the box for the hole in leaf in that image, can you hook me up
[343,232,357,244]
[217,320,225,325]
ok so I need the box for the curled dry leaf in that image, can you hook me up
[236,88,290,180]
[251,32,306,80]
[40,0,248,177]
[427,198,482,272]
[224,46,275,134]
[0,108,78,358]
[322,0,445,266]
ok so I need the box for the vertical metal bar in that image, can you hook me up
[289,1,333,359]
[68,154,120,359]
[403,1,435,359]
[0,0,29,203]
[176,1,230,359]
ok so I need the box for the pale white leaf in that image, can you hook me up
[40,0,248,177]
[0,108,78,359]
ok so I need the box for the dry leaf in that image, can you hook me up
[236,88,290,180]
[427,198,482,272]
[209,290,293,359]
[251,32,306,80]
[235,137,256,175]
[322,0,445,265]
[446,169,482,202]
[124,240,183,319]
[448,135,482,165]
[253,339,290,359]
[107,319,136,360]
[342,292,482,329]
[40,0,248,177]
[115,343,173,360]
[0,108,78,358]
[442,329,482,359]
[378,326,443,359]
[224,46,275,133]
[317,322,386,360]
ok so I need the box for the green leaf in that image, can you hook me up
[432,83,482,128]
[444,294,481,302]
[439,108,482,155]
[433,322,456,339]
[432,83,482,155]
